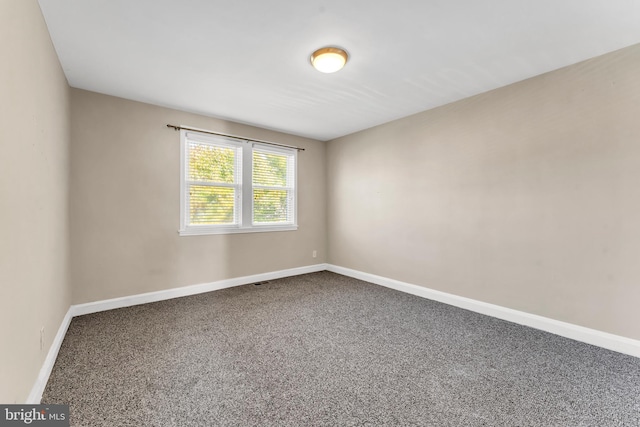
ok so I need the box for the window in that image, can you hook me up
[179,129,297,235]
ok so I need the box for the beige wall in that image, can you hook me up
[327,44,640,340]
[0,1,71,403]
[70,89,326,304]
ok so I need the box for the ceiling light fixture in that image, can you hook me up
[310,47,349,73]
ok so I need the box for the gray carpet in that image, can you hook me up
[42,271,640,426]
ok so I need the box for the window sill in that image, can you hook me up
[178,225,298,236]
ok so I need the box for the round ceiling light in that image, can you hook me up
[310,47,349,73]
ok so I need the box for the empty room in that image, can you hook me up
[2,0,640,425]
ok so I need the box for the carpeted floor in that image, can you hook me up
[42,271,640,426]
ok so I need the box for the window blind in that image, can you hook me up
[179,129,297,235]
[186,140,242,226]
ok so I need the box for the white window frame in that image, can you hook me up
[179,129,298,236]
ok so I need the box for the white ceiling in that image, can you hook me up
[38,0,640,141]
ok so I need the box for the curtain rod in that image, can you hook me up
[166,124,305,151]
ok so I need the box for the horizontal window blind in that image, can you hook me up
[252,148,295,224]
[185,139,241,226]
[188,185,236,225]
[179,129,297,235]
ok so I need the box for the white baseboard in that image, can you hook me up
[71,264,327,317]
[26,308,73,404]
[28,264,326,403]
[326,264,640,358]
[29,262,638,404]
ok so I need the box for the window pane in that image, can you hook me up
[253,189,291,223]
[188,142,236,183]
[189,185,236,225]
[253,151,288,187]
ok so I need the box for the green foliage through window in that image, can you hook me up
[253,151,287,187]
[189,185,235,224]
[181,132,296,233]
[253,189,289,223]
[188,143,235,183]
[253,150,292,223]
[187,142,238,225]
